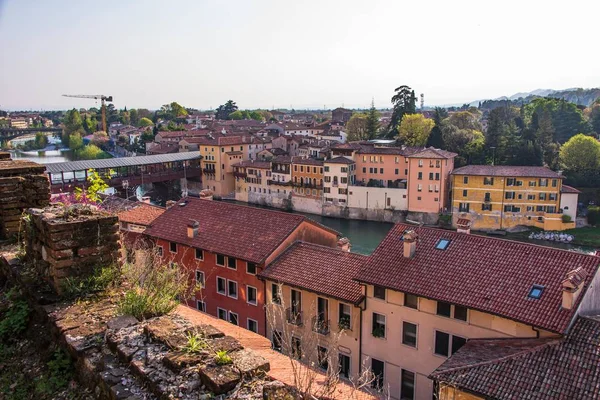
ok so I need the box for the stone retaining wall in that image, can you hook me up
[0,157,50,239]
[24,205,120,293]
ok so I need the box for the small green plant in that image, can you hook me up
[35,349,73,395]
[183,332,208,353]
[62,265,120,299]
[372,325,385,338]
[0,290,30,340]
[438,213,452,226]
[214,350,233,365]
[338,315,351,330]
[74,168,113,203]
[562,214,572,223]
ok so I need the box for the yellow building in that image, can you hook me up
[451,165,576,231]
[198,135,249,196]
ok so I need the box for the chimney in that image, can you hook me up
[561,267,587,309]
[187,219,199,238]
[403,230,418,258]
[165,200,177,209]
[199,189,213,200]
[456,218,471,234]
[337,237,351,252]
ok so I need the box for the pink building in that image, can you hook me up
[406,148,456,214]
[355,147,410,188]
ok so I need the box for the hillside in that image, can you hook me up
[478,87,600,110]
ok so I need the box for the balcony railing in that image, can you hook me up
[268,179,293,186]
[293,182,323,189]
[312,316,330,335]
[202,168,216,174]
[332,182,339,187]
[286,308,303,326]
[233,172,247,178]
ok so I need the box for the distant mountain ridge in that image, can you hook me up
[477,87,600,109]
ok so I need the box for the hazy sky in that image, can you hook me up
[1,0,599,111]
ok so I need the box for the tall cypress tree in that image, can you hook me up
[365,99,381,140]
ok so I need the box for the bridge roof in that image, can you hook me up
[45,152,201,174]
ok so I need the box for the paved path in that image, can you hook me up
[175,305,378,400]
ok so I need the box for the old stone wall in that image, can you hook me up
[24,205,120,293]
[0,157,50,239]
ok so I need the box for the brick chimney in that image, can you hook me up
[403,230,418,258]
[561,267,587,309]
[337,237,351,252]
[187,220,199,238]
[457,218,471,234]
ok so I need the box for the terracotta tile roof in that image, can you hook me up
[357,146,413,155]
[452,165,562,178]
[406,147,457,159]
[561,184,581,194]
[233,160,271,169]
[272,155,292,164]
[292,157,324,166]
[259,242,367,305]
[148,143,179,154]
[144,198,335,264]
[118,203,165,226]
[325,156,355,165]
[430,316,600,399]
[355,223,600,333]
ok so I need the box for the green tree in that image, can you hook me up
[397,114,434,146]
[345,113,368,141]
[75,169,110,202]
[365,99,380,140]
[426,107,447,148]
[560,134,600,171]
[139,117,153,127]
[120,110,131,125]
[387,85,416,137]
[229,110,244,120]
[34,132,48,149]
[590,104,600,135]
[129,109,139,126]
[249,111,263,122]
[215,100,238,120]
[68,134,84,151]
[75,144,109,161]
[526,98,589,143]
[447,110,482,131]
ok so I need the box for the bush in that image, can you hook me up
[118,249,193,320]
[562,214,572,223]
[183,332,208,353]
[61,265,120,299]
[439,213,452,226]
[588,206,600,226]
[0,290,30,340]
[214,350,232,365]
[35,349,73,395]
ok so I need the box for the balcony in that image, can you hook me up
[286,308,303,326]
[268,179,293,186]
[312,316,330,335]
[202,168,216,174]
[332,182,339,187]
[233,171,247,178]
[293,182,323,189]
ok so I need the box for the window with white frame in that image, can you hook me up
[247,285,257,305]
[195,270,205,287]
[195,248,204,260]
[247,318,258,333]
[196,300,206,313]
[216,277,226,295]
[227,280,238,299]
[247,262,257,275]
[217,307,227,320]
[228,311,238,326]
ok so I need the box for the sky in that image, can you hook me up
[1,0,599,111]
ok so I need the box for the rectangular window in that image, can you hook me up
[228,311,238,326]
[339,354,351,379]
[505,192,515,200]
[458,203,469,212]
[291,337,302,359]
[372,312,386,338]
[507,178,516,186]
[247,262,257,275]
[527,194,536,200]
[402,322,417,348]
[217,307,227,320]
[227,256,237,269]
[363,167,366,173]
[216,254,225,266]
[395,168,399,175]
[371,358,385,390]
[539,178,548,187]
[373,285,386,300]
[552,179,558,187]
[483,177,494,185]
[482,203,492,211]
[452,335,467,354]
[317,346,328,370]
[462,189,468,197]
[247,285,257,305]
[454,305,468,321]
[418,172,423,180]
[434,330,450,356]
[429,172,434,180]
[247,318,258,333]
[195,248,204,260]
[463,176,468,184]
[272,330,282,352]
[157,246,163,256]
[437,301,451,317]
[195,270,205,287]
[400,369,416,400]
[339,303,351,330]
[324,166,330,172]
[404,169,408,175]
[417,184,422,192]
[216,277,226,295]
[196,300,206,312]
[549,193,557,201]
[404,293,418,309]
[228,280,238,299]
[539,193,547,201]
[169,242,177,253]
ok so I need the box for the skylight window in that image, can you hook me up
[435,239,451,250]
[528,285,545,299]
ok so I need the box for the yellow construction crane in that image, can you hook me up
[62,94,113,132]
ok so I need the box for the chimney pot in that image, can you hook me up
[337,237,351,252]
[403,230,418,258]
[561,267,587,309]
[187,219,199,238]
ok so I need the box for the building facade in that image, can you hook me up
[323,156,356,205]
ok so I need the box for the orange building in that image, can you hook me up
[291,157,324,199]
[355,147,409,188]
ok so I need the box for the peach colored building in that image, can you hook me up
[355,223,600,399]
[355,147,409,188]
[406,148,456,214]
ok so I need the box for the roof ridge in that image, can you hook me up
[393,223,600,261]
[294,240,368,258]
[432,338,561,377]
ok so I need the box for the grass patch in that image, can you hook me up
[563,227,600,247]
[61,264,120,299]
[0,288,30,340]
[183,331,208,353]
[214,350,232,365]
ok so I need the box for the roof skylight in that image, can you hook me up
[435,239,451,250]
[528,285,545,299]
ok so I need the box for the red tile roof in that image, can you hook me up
[118,203,165,226]
[355,223,600,333]
[259,242,367,304]
[452,165,562,178]
[406,147,457,159]
[233,160,271,169]
[143,198,337,264]
[292,157,324,166]
[561,184,581,194]
[430,316,600,399]
[325,156,355,165]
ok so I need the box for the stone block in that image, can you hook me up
[209,336,243,353]
[163,350,208,372]
[262,381,301,400]
[199,363,241,395]
[107,315,139,331]
[188,324,225,339]
[230,349,270,377]
[144,317,187,349]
